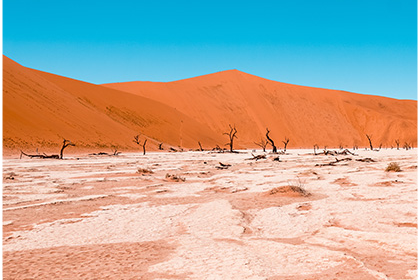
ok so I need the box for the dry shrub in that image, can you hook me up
[385,162,401,172]
[267,185,310,197]
[267,178,310,197]
[165,173,186,182]
[137,168,154,174]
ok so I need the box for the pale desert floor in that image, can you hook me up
[3,149,417,279]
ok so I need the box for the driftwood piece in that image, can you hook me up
[316,157,352,167]
[356,158,376,163]
[20,151,59,159]
[89,149,121,156]
[246,154,266,161]
[321,149,357,156]
[216,162,232,169]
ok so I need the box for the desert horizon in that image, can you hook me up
[3,55,417,157]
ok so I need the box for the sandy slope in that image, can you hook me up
[3,149,417,279]
[104,70,417,148]
[3,56,224,154]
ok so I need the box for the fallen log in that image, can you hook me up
[216,162,232,169]
[356,158,376,163]
[20,151,59,159]
[246,154,266,161]
[316,157,352,167]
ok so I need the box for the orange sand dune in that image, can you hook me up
[3,56,225,154]
[104,70,417,149]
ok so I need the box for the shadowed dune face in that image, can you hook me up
[3,56,224,153]
[3,55,417,154]
[104,70,417,149]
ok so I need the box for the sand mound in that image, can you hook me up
[104,70,417,148]
[265,185,310,197]
[3,56,224,154]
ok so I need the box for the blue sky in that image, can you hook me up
[3,0,418,100]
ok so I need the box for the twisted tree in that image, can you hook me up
[266,128,277,153]
[60,139,75,159]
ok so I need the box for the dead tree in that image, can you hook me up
[60,139,75,159]
[266,128,277,153]
[158,143,163,150]
[395,139,400,150]
[133,134,147,155]
[133,134,141,145]
[142,139,147,155]
[254,138,268,152]
[282,137,290,152]
[403,142,411,150]
[365,134,373,150]
[223,124,237,152]
[198,141,203,151]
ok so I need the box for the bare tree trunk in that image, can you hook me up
[158,143,163,150]
[142,139,147,155]
[365,134,373,150]
[395,139,400,150]
[266,128,277,153]
[198,141,203,151]
[60,139,75,159]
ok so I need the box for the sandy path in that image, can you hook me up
[3,149,417,279]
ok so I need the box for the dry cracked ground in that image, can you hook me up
[3,149,417,279]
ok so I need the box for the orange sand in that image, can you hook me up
[104,70,417,149]
[3,56,417,155]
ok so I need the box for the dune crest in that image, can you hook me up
[3,56,417,154]
[104,69,417,148]
[3,56,224,154]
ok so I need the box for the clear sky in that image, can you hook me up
[3,0,418,100]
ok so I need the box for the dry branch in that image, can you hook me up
[356,158,376,163]
[246,154,266,161]
[216,162,231,169]
[316,157,352,167]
